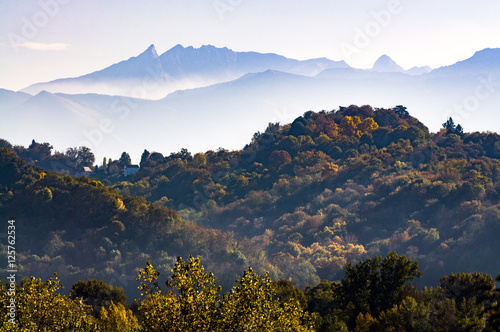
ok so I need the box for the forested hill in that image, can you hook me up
[0,148,245,298]
[97,105,500,287]
[1,105,500,294]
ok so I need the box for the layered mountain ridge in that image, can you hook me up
[2,45,500,164]
[21,44,350,99]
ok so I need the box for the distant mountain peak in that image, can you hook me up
[473,47,499,56]
[429,47,500,77]
[372,54,403,73]
[149,44,158,58]
[35,90,53,97]
[405,65,432,75]
[469,47,500,63]
[140,44,158,59]
[170,44,185,50]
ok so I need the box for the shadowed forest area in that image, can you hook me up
[1,105,500,330]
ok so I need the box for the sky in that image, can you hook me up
[1,0,500,91]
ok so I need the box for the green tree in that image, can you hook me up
[306,279,342,317]
[78,146,95,167]
[119,152,132,167]
[28,139,53,161]
[340,252,422,328]
[480,274,500,330]
[393,105,409,118]
[274,279,307,309]
[0,148,27,188]
[67,146,95,168]
[140,149,150,167]
[439,272,495,305]
[374,296,431,331]
[305,280,347,331]
[193,152,207,167]
[0,138,12,149]
[69,279,127,316]
[443,117,464,135]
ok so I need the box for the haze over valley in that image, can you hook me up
[1,2,500,330]
[1,45,500,162]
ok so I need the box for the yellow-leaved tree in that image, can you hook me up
[0,273,97,331]
[136,255,315,332]
[97,301,139,332]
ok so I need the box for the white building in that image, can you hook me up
[124,164,140,177]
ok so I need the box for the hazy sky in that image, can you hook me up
[1,0,500,91]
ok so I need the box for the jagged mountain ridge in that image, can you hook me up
[2,46,500,164]
[430,48,500,77]
[21,44,350,98]
[18,45,500,100]
[0,88,31,109]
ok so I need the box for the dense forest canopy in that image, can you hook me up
[1,104,500,330]
[1,253,499,331]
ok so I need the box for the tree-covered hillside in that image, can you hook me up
[1,105,500,292]
[1,104,500,330]
[95,105,500,287]
[0,148,249,297]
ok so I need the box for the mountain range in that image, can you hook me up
[1,45,500,162]
[20,44,350,99]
